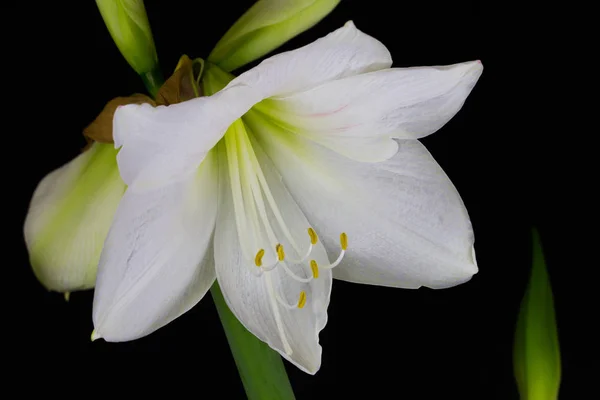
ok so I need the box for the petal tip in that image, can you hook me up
[442,261,478,289]
[436,252,478,289]
[90,329,101,342]
[460,250,479,282]
[449,60,483,96]
[466,60,484,80]
[305,365,321,376]
[284,352,322,375]
[470,245,478,270]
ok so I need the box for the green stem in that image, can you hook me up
[211,284,296,400]
[140,65,165,98]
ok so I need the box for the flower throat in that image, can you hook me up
[203,63,347,356]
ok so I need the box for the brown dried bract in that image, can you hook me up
[83,55,202,146]
[83,94,154,144]
[155,55,202,105]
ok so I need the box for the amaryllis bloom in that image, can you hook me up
[92,21,483,373]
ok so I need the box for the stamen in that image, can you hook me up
[310,260,319,278]
[259,246,312,280]
[276,244,285,261]
[225,131,251,260]
[240,137,286,276]
[255,249,265,267]
[308,228,318,245]
[284,243,313,264]
[320,232,348,270]
[279,261,314,283]
[242,129,302,254]
[297,291,307,309]
[258,246,314,282]
[321,251,345,269]
[275,290,308,310]
[230,124,352,356]
[285,228,318,263]
[340,232,348,251]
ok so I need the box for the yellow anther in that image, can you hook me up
[310,260,319,278]
[276,244,285,261]
[308,228,318,245]
[255,249,265,267]
[340,232,348,251]
[297,291,307,309]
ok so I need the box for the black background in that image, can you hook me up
[8,0,592,398]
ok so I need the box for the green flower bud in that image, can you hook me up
[24,143,126,293]
[514,228,561,400]
[208,0,340,72]
[96,0,158,75]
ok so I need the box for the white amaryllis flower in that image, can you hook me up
[92,21,483,373]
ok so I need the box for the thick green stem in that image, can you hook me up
[211,285,296,400]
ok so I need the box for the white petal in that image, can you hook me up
[113,21,389,192]
[113,86,261,192]
[92,151,219,341]
[214,134,332,374]
[246,114,478,289]
[23,143,126,292]
[225,21,391,98]
[255,61,483,161]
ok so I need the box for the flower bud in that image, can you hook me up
[96,0,158,75]
[514,229,561,400]
[24,143,126,293]
[208,0,340,72]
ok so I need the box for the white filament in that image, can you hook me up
[320,250,346,269]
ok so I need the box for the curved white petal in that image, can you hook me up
[246,113,478,289]
[113,86,261,192]
[24,143,126,292]
[92,151,219,341]
[214,132,332,374]
[225,20,392,98]
[113,21,389,192]
[255,61,483,161]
